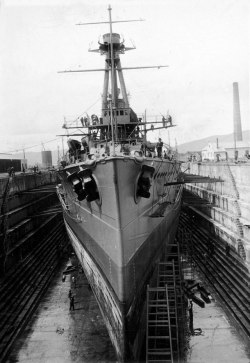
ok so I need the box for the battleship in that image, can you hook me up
[57,6,183,361]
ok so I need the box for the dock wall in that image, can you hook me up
[187,162,250,203]
[0,171,65,276]
[0,172,58,197]
[184,162,250,268]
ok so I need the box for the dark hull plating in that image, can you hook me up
[64,189,182,361]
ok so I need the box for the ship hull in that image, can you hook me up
[58,156,182,361]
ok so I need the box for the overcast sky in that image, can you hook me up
[0,0,249,154]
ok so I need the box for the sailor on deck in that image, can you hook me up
[156,138,163,158]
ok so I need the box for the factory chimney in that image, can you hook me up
[233,82,243,142]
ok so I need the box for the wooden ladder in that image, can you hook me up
[158,261,181,362]
[146,285,174,363]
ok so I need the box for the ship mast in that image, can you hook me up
[58,6,174,147]
[108,5,116,154]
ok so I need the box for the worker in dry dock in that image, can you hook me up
[188,299,194,334]
[225,244,230,256]
[208,239,215,256]
[8,166,15,176]
[69,295,75,311]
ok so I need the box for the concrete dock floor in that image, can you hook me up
[186,278,250,363]
[5,257,250,363]
[6,255,116,363]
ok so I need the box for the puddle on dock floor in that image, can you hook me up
[6,256,116,363]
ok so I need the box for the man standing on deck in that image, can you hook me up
[156,138,163,158]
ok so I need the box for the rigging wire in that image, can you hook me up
[3,97,102,155]
[65,96,101,127]
[6,137,60,154]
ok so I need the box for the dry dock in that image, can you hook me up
[5,252,250,363]
[1,163,250,362]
